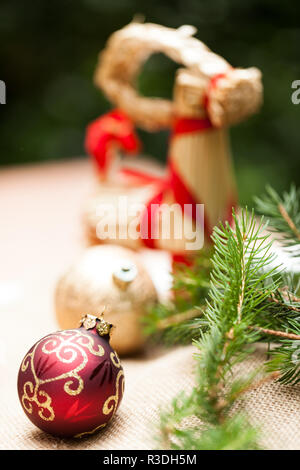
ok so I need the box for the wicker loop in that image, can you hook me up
[94,22,263,130]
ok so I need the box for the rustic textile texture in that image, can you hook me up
[0,159,299,450]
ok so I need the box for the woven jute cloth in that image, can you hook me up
[1,159,300,450]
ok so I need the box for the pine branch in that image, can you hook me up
[252,281,300,332]
[249,325,300,340]
[158,209,280,449]
[263,297,300,384]
[155,308,204,330]
[144,191,300,346]
[253,186,300,383]
[148,185,300,449]
[255,184,300,255]
[266,320,300,385]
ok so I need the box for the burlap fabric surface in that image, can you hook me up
[1,159,300,450]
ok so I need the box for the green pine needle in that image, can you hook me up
[147,186,300,449]
[158,208,280,449]
[255,184,300,255]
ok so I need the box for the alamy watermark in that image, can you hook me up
[95,196,205,250]
[291,80,300,104]
[0,80,6,104]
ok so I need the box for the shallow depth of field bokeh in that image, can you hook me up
[0,0,299,204]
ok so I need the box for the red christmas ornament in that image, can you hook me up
[17,314,124,438]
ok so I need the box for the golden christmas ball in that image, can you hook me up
[55,245,158,355]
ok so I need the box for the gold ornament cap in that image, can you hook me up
[79,312,112,337]
[112,261,138,290]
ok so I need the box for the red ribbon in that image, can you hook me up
[123,116,214,248]
[85,71,236,253]
[85,109,140,178]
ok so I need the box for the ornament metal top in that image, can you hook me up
[80,312,113,336]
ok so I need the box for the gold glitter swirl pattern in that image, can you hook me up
[102,370,124,416]
[74,422,107,438]
[110,351,121,368]
[20,330,106,421]
[21,381,55,421]
[21,353,31,373]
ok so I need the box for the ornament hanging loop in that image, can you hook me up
[79,311,113,337]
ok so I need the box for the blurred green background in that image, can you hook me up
[0,0,299,203]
